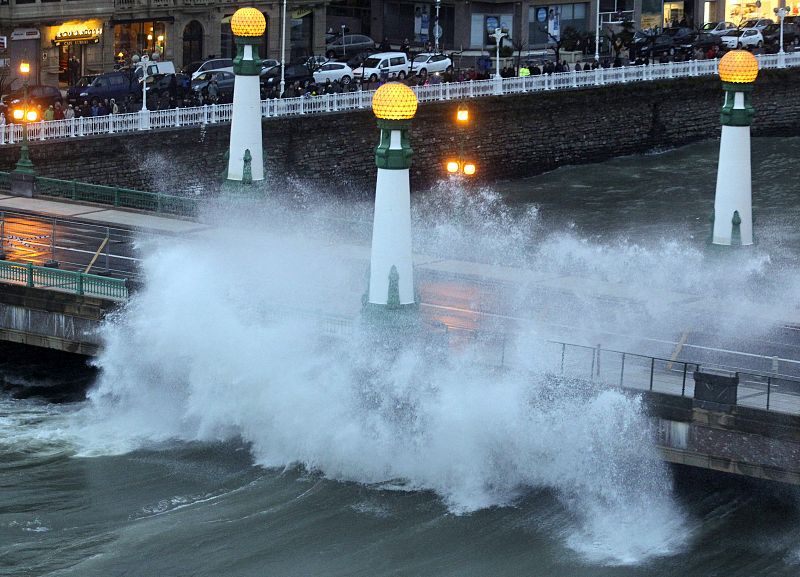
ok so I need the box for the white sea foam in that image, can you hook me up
[68,184,800,565]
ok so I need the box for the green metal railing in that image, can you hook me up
[0,259,128,300]
[0,171,197,216]
[34,176,198,216]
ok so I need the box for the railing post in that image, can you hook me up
[595,343,601,377]
[69,117,76,138]
[668,60,674,79]
[619,352,625,386]
[682,362,688,396]
[650,357,655,391]
[157,191,163,213]
[0,125,5,146]
[71,180,78,201]
[766,376,771,410]
[202,104,208,124]
[77,272,84,296]
[571,70,577,88]
[594,67,600,86]
[211,103,217,123]
[26,262,34,287]
[174,108,180,127]
[358,90,364,109]
[560,342,566,374]
[590,348,596,379]
[114,187,120,207]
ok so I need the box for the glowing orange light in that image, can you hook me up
[19,61,30,74]
[456,108,469,123]
[718,50,759,84]
[446,161,460,173]
[26,110,38,122]
[12,109,23,120]
[231,7,267,37]
[463,163,476,176]
[372,82,418,120]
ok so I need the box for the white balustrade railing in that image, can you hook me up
[1,52,798,147]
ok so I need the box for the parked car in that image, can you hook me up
[353,52,410,82]
[325,34,375,58]
[313,62,354,85]
[183,58,234,80]
[762,23,797,50]
[261,59,280,71]
[1,84,63,121]
[191,71,235,102]
[662,26,697,51]
[721,28,764,49]
[145,73,191,98]
[260,64,313,90]
[67,71,137,104]
[345,50,376,70]
[739,18,773,32]
[700,21,739,35]
[409,52,453,75]
[637,35,678,58]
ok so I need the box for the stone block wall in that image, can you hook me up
[0,69,798,196]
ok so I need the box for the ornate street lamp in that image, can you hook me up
[226,7,266,185]
[711,50,759,246]
[13,61,37,176]
[366,82,418,310]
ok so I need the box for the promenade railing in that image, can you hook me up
[1,52,798,146]
[0,259,128,299]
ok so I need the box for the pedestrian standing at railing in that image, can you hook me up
[110,98,119,114]
[44,105,55,121]
[54,102,64,120]
[64,104,74,120]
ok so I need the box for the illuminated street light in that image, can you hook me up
[226,7,267,186]
[456,106,469,123]
[711,50,759,246]
[446,161,459,173]
[463,163,476,176]
[12,61,36,177]
[367,83,418,310]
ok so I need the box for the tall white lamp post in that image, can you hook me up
[226,7,266,185]
[594,6,601,63]
[775,7,787,67]
[434,0,441,53]
[366,83,418,311]
[711,50,759,246]
[280,0,287,97]
[490,27,506,78]
[132,54,150,130]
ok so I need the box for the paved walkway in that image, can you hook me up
[0,193,211,236]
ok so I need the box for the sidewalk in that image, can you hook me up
[0,192,211,236]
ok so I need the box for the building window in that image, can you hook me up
[529,4,589,46]
[114,21,167,60]
[183,20,203,65]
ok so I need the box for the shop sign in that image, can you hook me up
[53,28,103,47]
[11,28,41,41]
[291,9,311,19]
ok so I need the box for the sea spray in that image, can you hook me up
[74,202,691,564]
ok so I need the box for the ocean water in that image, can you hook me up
[2,137,800,576]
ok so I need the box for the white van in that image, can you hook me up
[353,52,410,82]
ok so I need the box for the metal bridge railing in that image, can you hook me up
[0,53,797,146]
[548,340,800,414]
[0,259,128,300]
[30,176,198,216]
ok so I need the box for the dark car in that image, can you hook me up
[1,84,63,120]
[325,34,375,59]
[762,23,797,51]
[67,71,137,105]
[345,50,377,70]
[191,71,236,103]
[260,64,313,89]
[146,73,191,98]
[637,35,678,58]
[663,27,697,50]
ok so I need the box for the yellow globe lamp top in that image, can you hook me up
[231,8,266,37]
[718,50,759,84]
[372,82,418,120]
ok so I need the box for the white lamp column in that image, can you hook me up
[227,8,266,184]
[712,50,759,247]
[367,83,419,309]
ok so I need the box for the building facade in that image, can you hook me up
[0,0,797,90]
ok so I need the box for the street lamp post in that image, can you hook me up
[132,54,150,129]
[490,27,506,78]
[13,61,36,176]
[280,0,287,97]
[775,7,787,67]
[341,24,346,56]
[434,0,441,53]
[595,6,601,63]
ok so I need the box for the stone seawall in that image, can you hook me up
[1,70,798,195]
